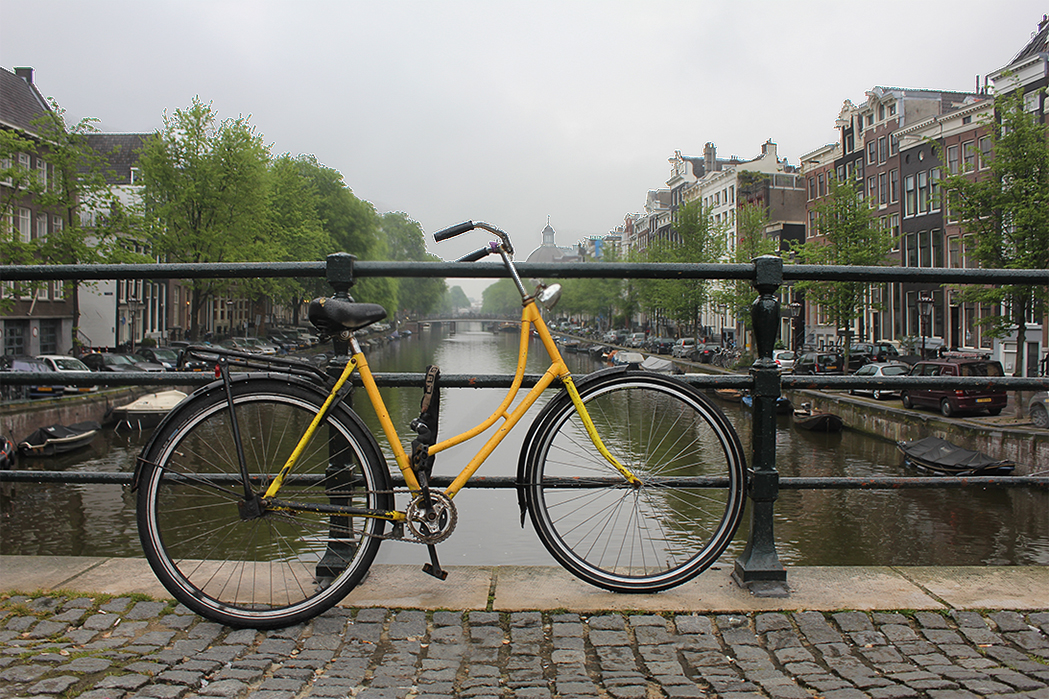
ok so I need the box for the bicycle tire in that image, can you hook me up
[136,378,391,628]
[522,372,746,593]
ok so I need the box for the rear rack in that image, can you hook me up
[184,345,333,384]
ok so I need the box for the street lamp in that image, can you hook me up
[917,292,934,359]
[127,298,140,353]
[789,301,801,352]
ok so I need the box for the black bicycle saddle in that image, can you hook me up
[308,296,387,333]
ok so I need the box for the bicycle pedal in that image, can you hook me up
[422,562,449,580]
[422,545,448,580]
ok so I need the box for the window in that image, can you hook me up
[807,177,814,200]
[930,168,941,211]
[35,213,47,240]
[39,320,59,355]
[890,134,899,155]
[52,281,64,301]
[962,141,975,171]
[36,158,47,188]
[878,104,886,121]
[845,132,855,153]
[3,320,28,355]
[836,165,845,181]
[917,171,929,214]
[878,136,887,164]
[889,168,899,203]
[947,144,959,174]
[906,232,918,267]
[919,231,931,267]
[889,103,897,117]
[867,141,877,165]
[949,235,962,268]
[817,173,825,197]
[867,175,876,201]
[53,216,63,233]
[855,159,864,181]
[890,214,900,251]
[978,137,992,169]
[932,230,943,268]
[0,156,11,186]
[878,172,887,205]
[904,175,916,216]
[18,208,31,242]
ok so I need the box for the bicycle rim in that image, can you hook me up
[137,383,388,628]
[527,375,746,592]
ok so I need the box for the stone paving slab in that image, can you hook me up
[901,566,1049,610]
[0,556,108,592]
[337,565,494,610]
[494,565,946,612]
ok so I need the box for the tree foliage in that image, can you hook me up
[791,176,893,362]
[138,98,271,338]
[714,201,779,338]
[380,211,447,317]
[639,200,725,334]
[942,85,1049,377]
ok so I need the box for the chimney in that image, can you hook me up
[14,67,34,84]
[704,142,716,174]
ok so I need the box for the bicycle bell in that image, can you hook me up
[535,282,562,310]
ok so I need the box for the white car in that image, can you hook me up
[671,338,697,358]
[772,349,796,373]
[36,354,97,394]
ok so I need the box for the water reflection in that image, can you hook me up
[2,322,1046,569]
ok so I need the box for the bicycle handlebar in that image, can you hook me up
[457,245,494,263]
[434,221,476,242]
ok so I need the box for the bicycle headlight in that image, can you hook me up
[537,283,562,310]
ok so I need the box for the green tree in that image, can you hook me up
[640,200,725,335]
[439,285,472,315]
[380,211,447,317]
[792,177,893,366]
[291,156,395,313]
[138,98,271,339]
[481,278,522,315]
[714,201,779,348]
[942,85,1049,379]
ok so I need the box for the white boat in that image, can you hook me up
[640,356,674,374]
[110,390,188,430]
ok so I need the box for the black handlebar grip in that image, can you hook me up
[457,247,491,263]
[434,221,476,242]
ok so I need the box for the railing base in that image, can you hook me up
[732,574,790,598]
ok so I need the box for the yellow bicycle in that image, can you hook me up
[134,221,747,628]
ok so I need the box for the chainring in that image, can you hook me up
[405,490,457,544]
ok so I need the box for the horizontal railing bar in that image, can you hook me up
[2,471,1045,489]
[2,260,1047,285]
[5,371,1045,391]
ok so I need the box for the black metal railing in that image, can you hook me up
[2,255,1048,594]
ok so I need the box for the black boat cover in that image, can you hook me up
[897,436,1015,474]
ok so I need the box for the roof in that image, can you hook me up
[1009,15,1048,66]
[0,66,52,134]
[85,133,150,184]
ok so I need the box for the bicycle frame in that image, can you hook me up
[261,295,637,521]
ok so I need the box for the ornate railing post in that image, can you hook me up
[732,254,788,596]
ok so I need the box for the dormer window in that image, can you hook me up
[130,167,142,185]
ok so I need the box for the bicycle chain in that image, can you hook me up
[322,487,458,546]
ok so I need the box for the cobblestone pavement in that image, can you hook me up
[1,594,1047,698]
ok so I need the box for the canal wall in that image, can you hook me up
[785,389,1046,474]
[0,389,145,444]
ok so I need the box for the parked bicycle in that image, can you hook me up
[133,221,747,628]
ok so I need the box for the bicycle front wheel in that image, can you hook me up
[523,372,746,592]
[136,379,391,628]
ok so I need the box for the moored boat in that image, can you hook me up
[792,404,844,432]
[896,436,1015,476]
[711,388,744,403]
[17,421,101,457]
[640,356,674,374]
[0,435,14,469]
[109,390,188,429]
[741,394,794,414]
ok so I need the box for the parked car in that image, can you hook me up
[771,349,796,373]
[37,355,97,394]
[648,337,674,354]
[848,362,909,400]
[671,338,698,358]
[900,358,1007,417]
[134,347,182,371]
[1029,391,1049,429]
[81,352,165,373]
[0,356,65,400]
[793,351,845,375]
[851,341,901,363]
[625,332,647,348]
[691,344,719,363]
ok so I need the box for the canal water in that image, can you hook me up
[2,323,1046,570]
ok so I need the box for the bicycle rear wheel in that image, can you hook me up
[136,379,391,628]
[523,372,746,592]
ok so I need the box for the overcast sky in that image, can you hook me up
[2,1,1045,298]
